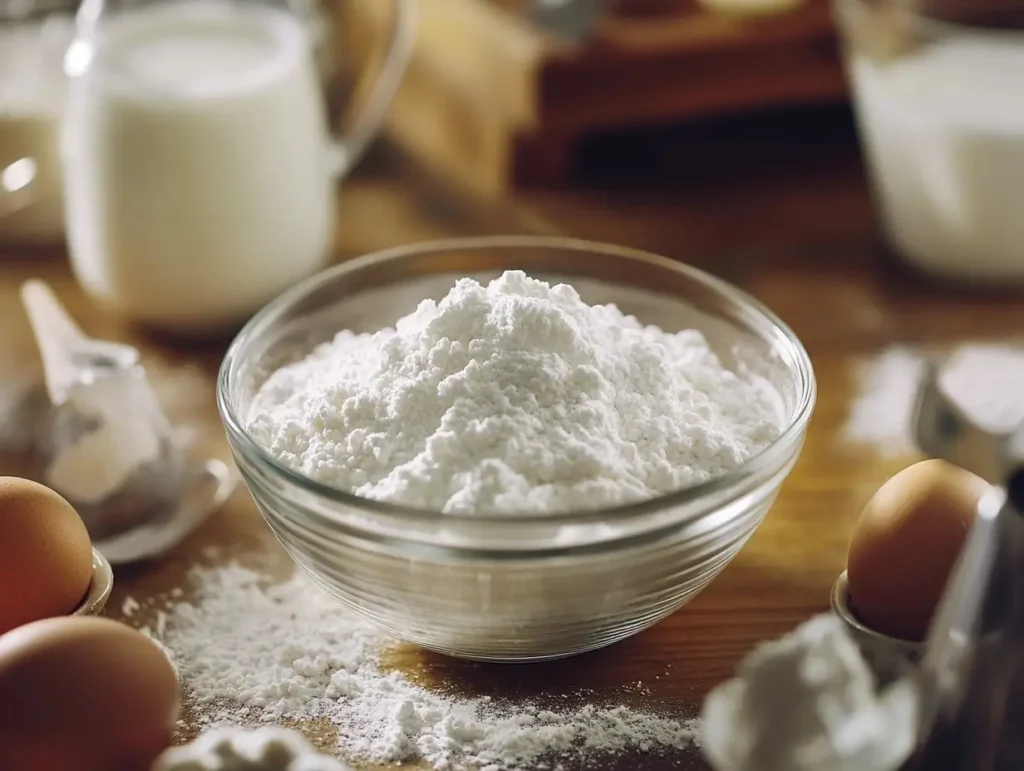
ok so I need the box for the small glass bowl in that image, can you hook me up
[73,547,114,617]
[218,236,816,662]
[831,571,925,685]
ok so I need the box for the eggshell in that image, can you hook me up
[0,477,94,634]
[0,616,181,771]
[847,459,988,642]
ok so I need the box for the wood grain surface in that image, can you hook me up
[1,106,1021,769]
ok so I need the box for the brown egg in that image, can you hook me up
[0,477,94,634]
[847,459,989,642]
[0,616,181,771]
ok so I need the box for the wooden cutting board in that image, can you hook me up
[338,0,848,197]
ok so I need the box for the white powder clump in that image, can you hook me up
[154,726,350,771]
[248,270,782,514]
[700,614,918,771]
[155,564,699,770]
[843,343,1024,456]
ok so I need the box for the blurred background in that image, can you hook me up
[5,0,1024,294]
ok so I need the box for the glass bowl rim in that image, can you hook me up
[217,234,816,525]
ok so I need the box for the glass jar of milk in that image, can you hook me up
[835,0,1024,283]
[62,0,415,333]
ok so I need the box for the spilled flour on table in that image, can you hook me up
[843,343,1024,457]
[145,564,700,770]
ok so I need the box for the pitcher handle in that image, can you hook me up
[328,0,418,178]
[0,157,39,218]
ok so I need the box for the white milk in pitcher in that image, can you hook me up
[849,37,1024,281]
[64,0,334,331]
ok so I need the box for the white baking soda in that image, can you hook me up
[248,270,784,514]
[850,37,1024,280]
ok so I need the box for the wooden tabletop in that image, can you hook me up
[2,104,1022,770]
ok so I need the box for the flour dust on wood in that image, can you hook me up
[143,564,701,771]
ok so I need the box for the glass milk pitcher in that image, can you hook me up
[62,0,415,333]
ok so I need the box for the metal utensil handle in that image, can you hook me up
[909,359,1024,771]
[21,280,94,405]
[915,486,1004,736]
[910,480,1024,771]
[20,280,139,405]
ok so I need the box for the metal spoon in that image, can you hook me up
[20,280,236,563]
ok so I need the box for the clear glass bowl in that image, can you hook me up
[218,236,816,662]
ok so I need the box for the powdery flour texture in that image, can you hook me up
[152,564,700,771]
[248,270,783,514]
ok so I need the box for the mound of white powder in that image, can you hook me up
[248,271,783,514]
[146,564,700,770]
[700,614,918,771]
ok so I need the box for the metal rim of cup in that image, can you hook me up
[73,546,114,617]
[830,570,926,656]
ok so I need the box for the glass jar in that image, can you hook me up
[0,0,77,246]
[835,0,1024,283]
